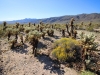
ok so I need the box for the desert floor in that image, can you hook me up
[0,29,100,75]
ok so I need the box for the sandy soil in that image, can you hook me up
[0,29,100,75]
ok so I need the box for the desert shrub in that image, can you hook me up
[51,38,81,62]
[0,26,5,37]
[93,24,100,29]
[0,31,4,37]
[78,25,84,30]
[86,26,94,32]
[81,70,95,75]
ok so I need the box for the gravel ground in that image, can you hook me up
[0,29,100,75]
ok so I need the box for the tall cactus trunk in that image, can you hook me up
[70,25,74,36]
[66,24,71,36]
[15,34,18,41]
[8,32,11,41]
[29,22,31,27]
[62,29,65,37]
[70,18,75,37]
[81,47,87,71]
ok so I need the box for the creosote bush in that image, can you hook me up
[81,70,95,75]
[51,38,81,62]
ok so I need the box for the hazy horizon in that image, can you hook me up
[0,0,100,21]
[0,13,100,21]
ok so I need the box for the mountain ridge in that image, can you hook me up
[0,13,100,24]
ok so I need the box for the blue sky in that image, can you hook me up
[0,0,100,21]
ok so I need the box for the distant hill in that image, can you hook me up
[0,13,100,24]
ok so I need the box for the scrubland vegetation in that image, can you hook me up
[0,19,100,75]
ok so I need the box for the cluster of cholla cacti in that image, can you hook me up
[79,32,100,72]
[0,21,56,57]
[50,18,100,73]
[0,18,100,74]
[51,33,100,71]
[76,21,100,32]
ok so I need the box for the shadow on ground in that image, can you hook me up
[37,41,47,49]
[54,35,60,39]
[0,57,3,75]
[44,37,54,43]
[11,44,28,54]
[37,54,65,75]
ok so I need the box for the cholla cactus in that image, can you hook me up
[3,21,7,30]
[80,33,98,51]
[29,30,42,39]
[25,34,28,42]
[20,34,24,44]
[70,18,75,36]
[33,23,35,26]
[3,21,7,27]
[12,29,19,40]
[19,26,24,32]
[9,39,17,49]
[78,33,99,71]
[16,22,19,28]
[62,29,65,37]
[80,32,85,39]
[51,25,53,28]
[28,31,39,56]
[39,26,43,32]
[4,28,12,39]
[70,18,75,25]
[79,32,98,68]
[41,32,46,39]
[29,22,31,27]
[73,30,77,39]
[46,29,54,37]
[40,21,42,25]
[88,21,92,26]
[7,31,11,41]
[81,22,84,25]
[66,24,71,36]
